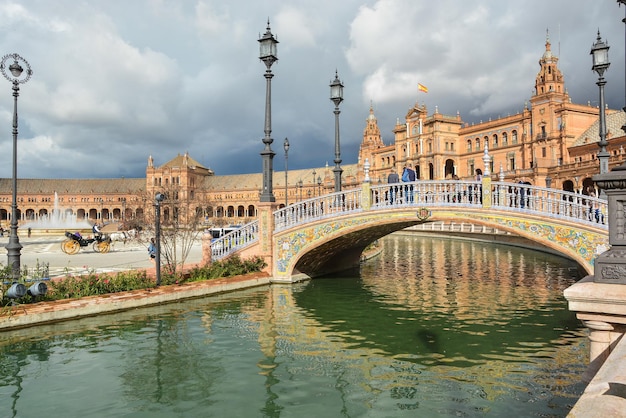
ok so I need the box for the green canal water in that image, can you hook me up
[0,234,588,417]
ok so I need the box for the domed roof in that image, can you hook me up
[367,104,377,121]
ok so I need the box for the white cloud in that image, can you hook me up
[0,0,621,179]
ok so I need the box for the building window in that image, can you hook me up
[467,140,472,152]
[475,138,480,151]
[493,134,498,148]
[512,130,518,144]
[502,132,508,146]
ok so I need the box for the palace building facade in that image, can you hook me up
[1,36,624,230]
[357,37,626,195]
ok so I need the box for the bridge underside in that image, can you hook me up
[292,221,420,278]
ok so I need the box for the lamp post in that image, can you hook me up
[258,20,278,203]
[154,192,166,286]
[619,0,626,134]
[1,53,32,279]
[330,70,344,192]
[591,31,610,175]
[283,137,289,206]
[317,176,322,196]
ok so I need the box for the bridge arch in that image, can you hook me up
[274,207,606,280]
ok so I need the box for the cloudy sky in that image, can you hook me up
[0,0,623,179]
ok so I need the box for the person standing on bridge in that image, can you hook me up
[402,163,416,203]
[387,168,399,204]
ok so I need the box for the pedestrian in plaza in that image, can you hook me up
[387,168,399,204]
[148,238,156,260]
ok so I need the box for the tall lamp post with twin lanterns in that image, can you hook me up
[1,53,32,279]
[591,31,610,175]
[258,20,278,203]
[330,70,344,192]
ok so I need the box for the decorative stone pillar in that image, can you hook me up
[258,201,278,275]
[583,320,616,380]
[482,145,492,209]
[201,232,212,265]
[361,159,372,210]
[593,165,626,283]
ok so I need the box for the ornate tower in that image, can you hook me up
[533,33,566,98]
[358,104,385,177]
[528,31,571,169]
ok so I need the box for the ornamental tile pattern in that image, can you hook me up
[275,211,427,276]
[274,209,608,278]
[454,212,608,268]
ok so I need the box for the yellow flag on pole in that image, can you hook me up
[418,83,428,93]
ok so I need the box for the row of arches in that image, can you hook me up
[0,204,260,223]
[466,130,519,152]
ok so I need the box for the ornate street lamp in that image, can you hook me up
[591,31,610,174]
[0,53,32,279]
[317,176,322,196]
[283,137,289,206]
[330,70,344,192]
[619,1,626,134]
[259,20,278,203]
[154,192,166,286]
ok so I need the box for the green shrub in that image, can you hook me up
[187,256,266,282]
[1,256,266,306]
[48,270,155,300]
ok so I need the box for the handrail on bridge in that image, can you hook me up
[209,220,259,260]
[273,180,608,232]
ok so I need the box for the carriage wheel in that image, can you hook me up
[94,241,110,254]
[62,239,80,255]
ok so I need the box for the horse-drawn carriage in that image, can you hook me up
[61,231,111,254]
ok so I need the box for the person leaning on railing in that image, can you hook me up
[387,168,399,204]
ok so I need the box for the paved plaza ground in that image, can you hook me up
[0,232,204,279]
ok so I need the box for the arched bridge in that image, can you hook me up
[210,179,608,282]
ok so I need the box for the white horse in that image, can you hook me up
[108,229,138,244]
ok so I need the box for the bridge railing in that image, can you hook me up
[369,180,607,229]
[370,180,483,208]
[209,220,259,260]
[274,188,363,232]
[491,181,607,228]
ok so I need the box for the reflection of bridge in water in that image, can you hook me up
[211,178,608,281]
